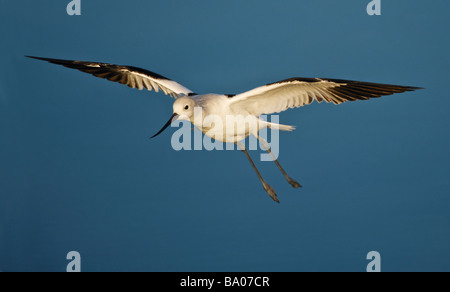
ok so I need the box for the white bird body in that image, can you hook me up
[175,94,292,143]
[27,56,422,203]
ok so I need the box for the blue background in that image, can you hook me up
[0,0,449,272]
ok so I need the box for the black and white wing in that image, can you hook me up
[26,56,194,98]
[229,77,422,116]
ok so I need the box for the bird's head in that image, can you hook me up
[173,97,196,121]
[151,96,196,138]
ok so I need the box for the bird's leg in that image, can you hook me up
[257,136,302,189]
[236,142,279,203]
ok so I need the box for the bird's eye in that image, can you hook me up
[184,105,189,110]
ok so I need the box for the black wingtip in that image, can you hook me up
[25,55,49,61]
[26,55,69,63]
[26,56,66,65]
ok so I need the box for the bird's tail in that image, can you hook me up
[266,122,296,132]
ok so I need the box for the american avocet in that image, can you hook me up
[27,56,422,203]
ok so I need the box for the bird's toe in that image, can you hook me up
[287,177,302,189]
[263,183,280,203]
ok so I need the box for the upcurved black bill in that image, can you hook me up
[151,113,179,139]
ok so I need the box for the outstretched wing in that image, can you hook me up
[229,77,422,116]
[26,56,194,98]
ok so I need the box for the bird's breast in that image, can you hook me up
[192,113,262,143]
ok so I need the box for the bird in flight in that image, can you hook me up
[27,56,422,203]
